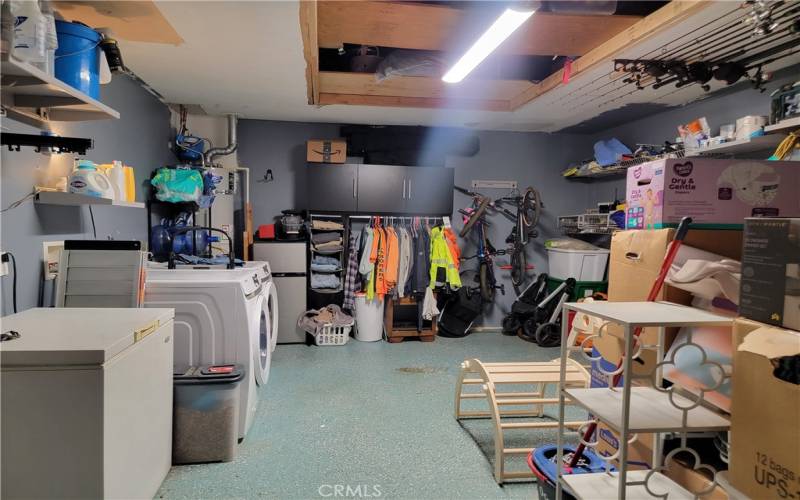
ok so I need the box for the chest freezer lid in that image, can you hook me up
[0,308,174,367]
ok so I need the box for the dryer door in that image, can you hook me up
[252,294,272,386]
[264,280,279,352]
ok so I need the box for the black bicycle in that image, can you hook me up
[455,185,542,295]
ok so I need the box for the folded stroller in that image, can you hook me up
[501,274,550,335]
[517,277,576,347]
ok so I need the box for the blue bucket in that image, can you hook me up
[55,21,102,99]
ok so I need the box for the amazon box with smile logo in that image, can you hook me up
[625,158,800,230]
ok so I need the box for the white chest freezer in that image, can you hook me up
[1,307,175,499]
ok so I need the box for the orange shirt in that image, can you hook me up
[443,227,461,270]
[384,227,399,290]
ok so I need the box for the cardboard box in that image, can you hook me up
[625,159,800,229]
[730,318,800,500]
[307,139,346,163]
[664,459,729,499]
[740,218,800,331]
[589,348,655,470]
[593,228,743,378]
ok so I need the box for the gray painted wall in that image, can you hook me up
[238,119,596,325]
[1,75,173,314]
[585,69,800,205]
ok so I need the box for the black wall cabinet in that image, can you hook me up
[307,164,358,212]
[307,163,454,215]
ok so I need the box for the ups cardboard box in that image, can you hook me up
[307,139,346,163]
[740,218,800,331]
[730,318,800,500]
[593,228,742,378]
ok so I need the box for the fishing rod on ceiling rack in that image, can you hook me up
[596,1,797,97]
[550,3,749,105]
[614,21,800,94]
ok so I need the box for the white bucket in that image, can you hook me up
[546,247,609,281]
[354,294,385,342]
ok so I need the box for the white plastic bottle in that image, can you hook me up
[109,160,126,201]
[38,0,57,74]
[11,0,45,64]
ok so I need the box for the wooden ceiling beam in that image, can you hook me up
[299,0,320,105]
[510,1,710,110]
[318,71,533,101]
[318,93,511,112]
[53,1,183,45]
[317,1,642,57]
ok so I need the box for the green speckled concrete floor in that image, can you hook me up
[158,332,583,499]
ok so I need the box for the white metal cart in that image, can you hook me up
[555,301,734,499]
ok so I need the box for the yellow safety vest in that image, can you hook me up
[429,226,461,289]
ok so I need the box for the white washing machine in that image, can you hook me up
[147,261,279,357]
[144,269,270,440]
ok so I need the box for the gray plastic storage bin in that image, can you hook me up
[172,364,244,464]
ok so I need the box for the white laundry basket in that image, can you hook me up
[546,247,609,281]
[354,294,385,342]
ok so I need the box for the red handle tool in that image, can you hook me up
[568,217,693,467]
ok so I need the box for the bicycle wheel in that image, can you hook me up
[510,248,525,287]
[479,261,495,303]
[460,197,490,237]
[521,187,541,230]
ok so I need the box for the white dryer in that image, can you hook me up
[144,270,270,440]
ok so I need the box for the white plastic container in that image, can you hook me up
[354,293,385,342]
[11,0,45,63]
[546,247,609,281]
[108,160,126,200]
[69,161,114,199]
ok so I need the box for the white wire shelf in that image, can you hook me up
[564,387,730,433]
[562,470,695,500]
[2,52,120,126]
[35,191,144,209]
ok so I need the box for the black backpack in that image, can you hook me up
[437,287,482,338]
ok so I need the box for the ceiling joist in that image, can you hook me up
[317,1,643,57]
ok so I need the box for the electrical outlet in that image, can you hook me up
[42,241,64,281]
[0,252,8,277]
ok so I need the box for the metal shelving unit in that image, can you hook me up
[1,52,120,127]
[685,133,786,157]
[764,116,800,134]
[555,301,734,500]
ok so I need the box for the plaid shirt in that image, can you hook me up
[342,230,362,312]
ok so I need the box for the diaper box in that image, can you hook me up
[625,159,800,229]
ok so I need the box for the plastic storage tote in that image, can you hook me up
[546,247,609,281]
[173,364,244,464]
[354,293,385,342]
[546,277,608,302]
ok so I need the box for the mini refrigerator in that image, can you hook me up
[1,308,174,499]
[254,241,307,343]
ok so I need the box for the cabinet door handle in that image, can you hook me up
[408,178,412,199]
[352,178,356,198]
[402,179,406,199]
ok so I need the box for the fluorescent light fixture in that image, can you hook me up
[442,8,535,83]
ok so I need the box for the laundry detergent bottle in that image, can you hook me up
[68,160,114,199]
